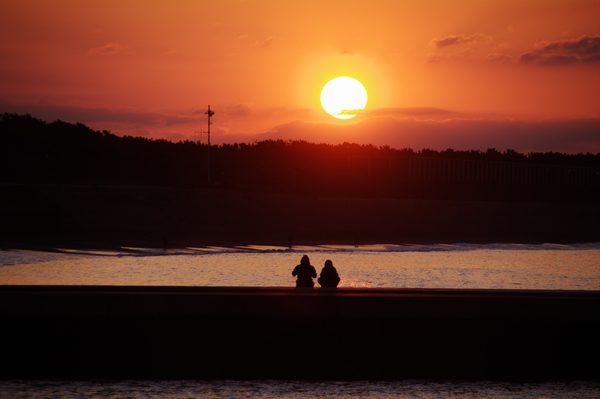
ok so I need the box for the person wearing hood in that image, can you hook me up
[318,259,340,288]
[292,255,317,288]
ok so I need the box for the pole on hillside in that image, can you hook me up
[205,105,215,184]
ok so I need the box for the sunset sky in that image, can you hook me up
[1,0,600,152]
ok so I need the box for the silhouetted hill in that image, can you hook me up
[2,113,600,201]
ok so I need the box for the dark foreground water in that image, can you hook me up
[1,380,600,398]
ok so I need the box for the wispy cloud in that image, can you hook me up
[259,117,600,153]
[432,34,489,48]
[519,36,600,65]
[253,35,277,49]
[87,42,126,56]
[430,34,600,66]
[0,102,314,141]
[4,103,600,153]
[0,103,201,127]
[428,33,494,63]
[363,107,460,119]
[485,53,512,64]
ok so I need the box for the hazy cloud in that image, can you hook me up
[429,34,494,63]
[193,104,310,121]
[520,36,600,65]
[486,53,513,64]
[4,103,600,153]
[258,117,600,154]
[0,103,201,127]
[221,103,253,118]
[87,42,126,56]
[431,34,600,66]
[0,102,314,141]
[251,36,278,49]
[433,34,488,48]
[364,107,460,119]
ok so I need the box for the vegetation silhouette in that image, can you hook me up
[292,255,317,288]
[1,113,599,202]
[1,113,600,247]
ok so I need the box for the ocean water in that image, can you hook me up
[1,243,599,290]
[0,380,599,398]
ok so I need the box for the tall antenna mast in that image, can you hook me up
[205,105,215,184]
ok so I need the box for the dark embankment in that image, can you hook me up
[1,285,599,380]
[2,183,600,248]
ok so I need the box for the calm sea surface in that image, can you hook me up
[1,243,599,289]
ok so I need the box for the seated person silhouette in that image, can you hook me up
[292,255,317,288]
[318,259,340,288]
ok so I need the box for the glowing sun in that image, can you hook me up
[320,76,368,120]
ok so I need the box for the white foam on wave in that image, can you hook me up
[0,249,73,266]
[233,245,290,252]
[2,242,599,266]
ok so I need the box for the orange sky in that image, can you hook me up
[1,0,600,151]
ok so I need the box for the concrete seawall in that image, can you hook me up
[1,285,599,379]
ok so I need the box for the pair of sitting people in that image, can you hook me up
[292,255,340,288]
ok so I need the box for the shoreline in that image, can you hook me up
[4,239,600,252]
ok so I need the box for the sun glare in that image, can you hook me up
[320,76,368,120]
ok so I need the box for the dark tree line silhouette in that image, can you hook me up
[2,113,599,201]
